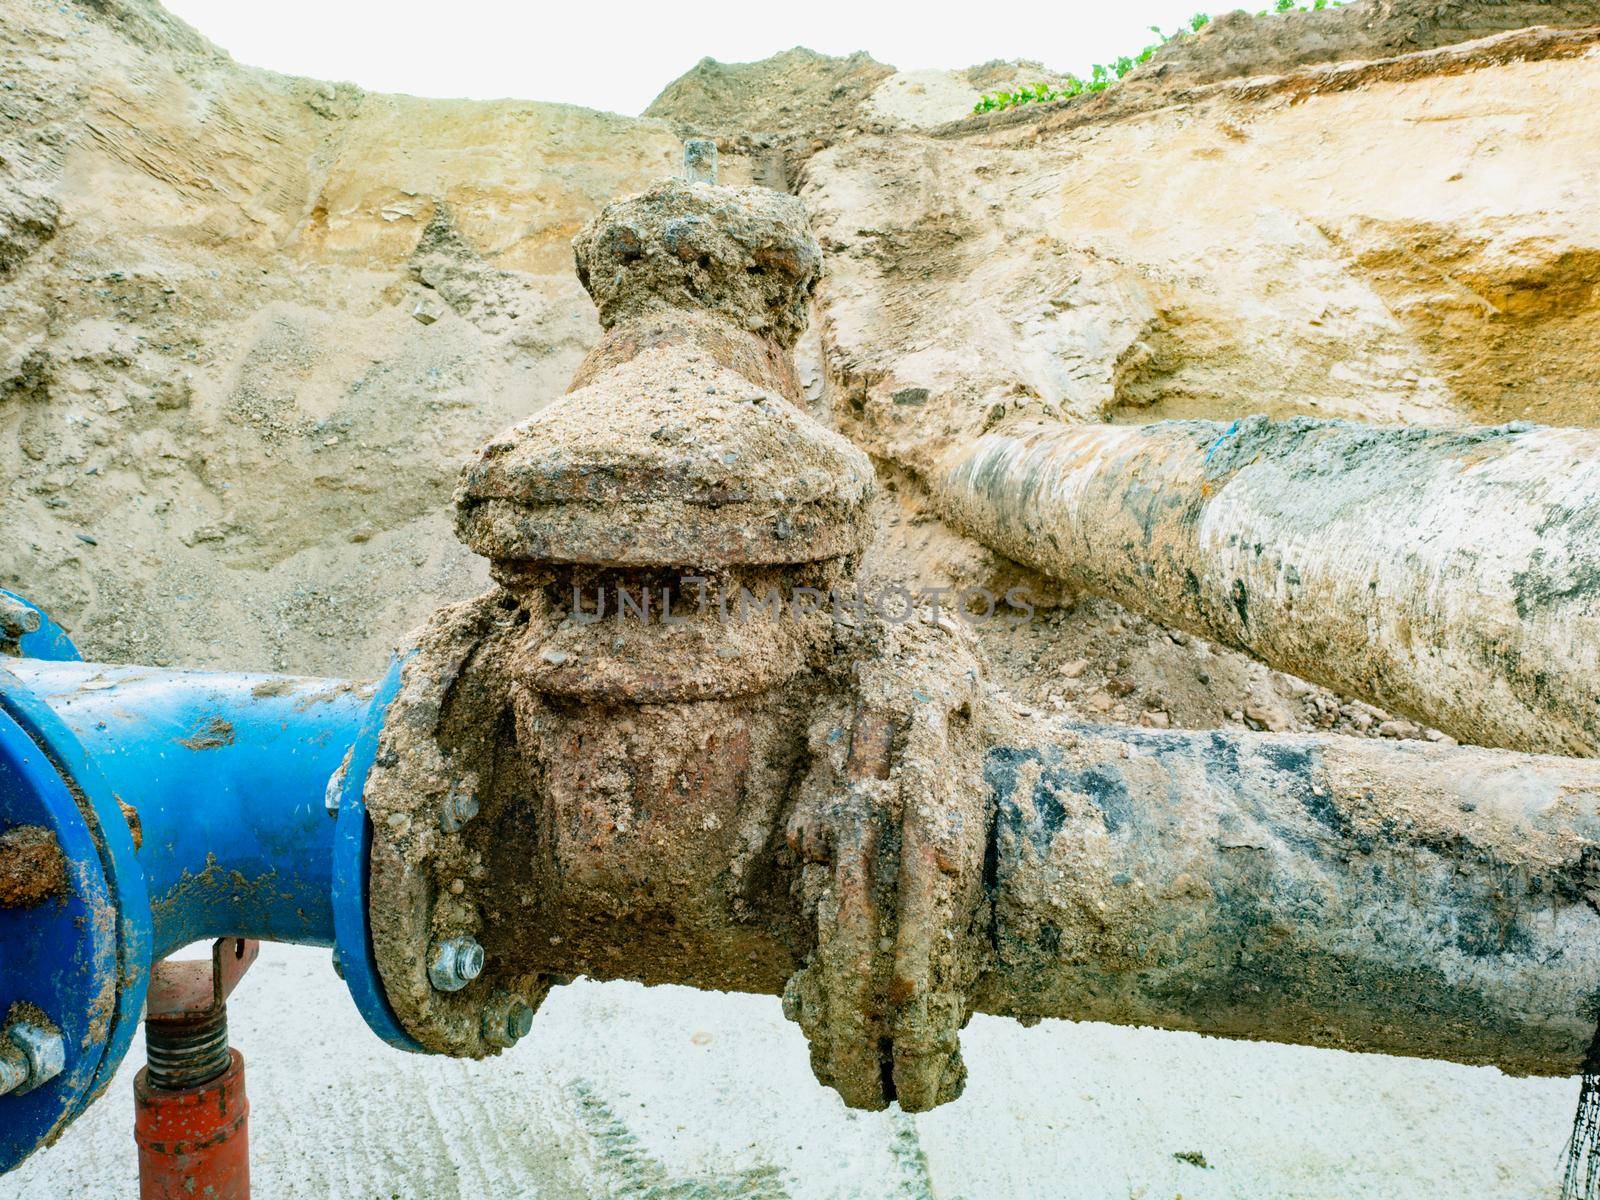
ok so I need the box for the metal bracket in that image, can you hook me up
[147,939,259,1020]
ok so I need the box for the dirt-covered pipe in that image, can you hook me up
[976,717,1600,1076]
[932,417,1600,756]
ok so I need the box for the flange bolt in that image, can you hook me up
[427,937,485,993]
[439,784,479,833]
[0,1053,25,1096]
[0,595,41,654]
[483,995,537,1047]
[506,1001,535,1041]
[0,1021,65,1096]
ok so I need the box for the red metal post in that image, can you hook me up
[133,1049,250,1200]
[134,939,257,1200]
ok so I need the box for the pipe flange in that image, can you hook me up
[454,348,874,573]
[363,595,552,1056]
[783,621,992,1111]
[1,643,149,1173]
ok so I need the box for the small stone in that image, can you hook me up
[539,647,570,665]
[1087,691,1114,713]
[1139,710,1171,729]
[1378,719,1422,739]
[1342,705,1375,732]
[1058,658,1089,679]
[1244,700,1292,732]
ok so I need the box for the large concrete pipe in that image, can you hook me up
[933,419,1600,757]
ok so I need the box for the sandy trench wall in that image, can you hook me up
[0,0,680,675]
[799,30,1600,483]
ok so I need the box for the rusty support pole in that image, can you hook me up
[134,938,256,1200]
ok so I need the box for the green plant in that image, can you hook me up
[972,1,1342,115]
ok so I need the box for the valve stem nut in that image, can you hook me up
[427,937,485,993]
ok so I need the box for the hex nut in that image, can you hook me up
[439,784,479,833]
[506,1001,535,1041]
[482,995,537,1048]
[4,1022,65,1095]
[427,937,485,993]
[323,765,344,814]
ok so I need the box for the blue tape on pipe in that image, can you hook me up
[1204,418,1242,466]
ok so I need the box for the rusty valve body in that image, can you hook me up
[363,178,994,1109]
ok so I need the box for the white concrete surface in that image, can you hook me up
[0,943,1575,1198]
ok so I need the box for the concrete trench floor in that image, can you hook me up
[0,943,1577,1198]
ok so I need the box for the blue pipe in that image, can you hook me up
[1,628,423,1175]
[7,660,375,959]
